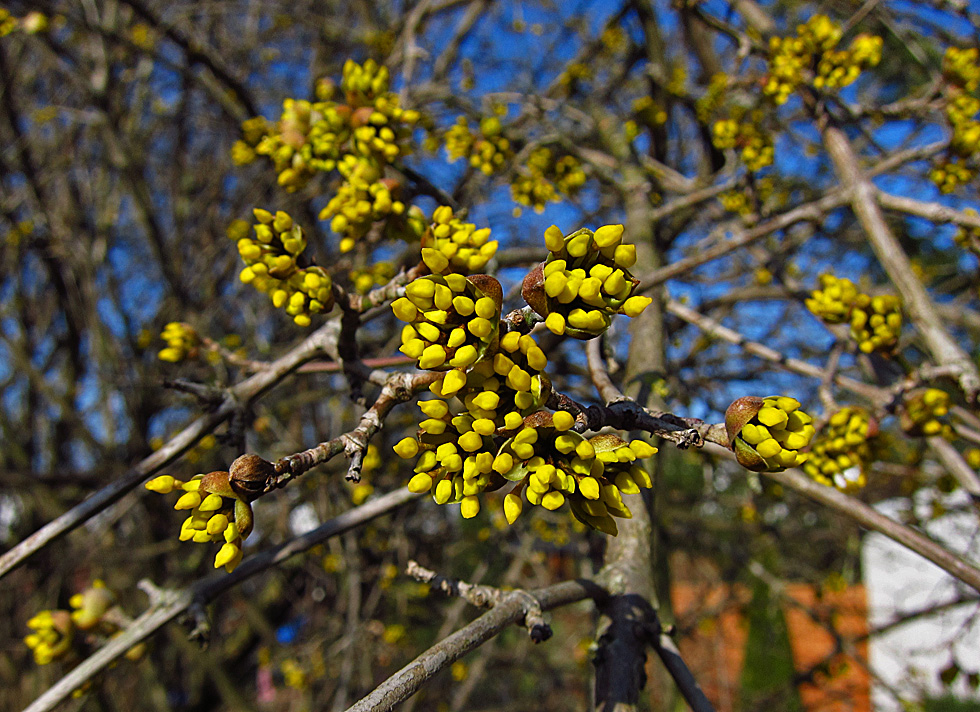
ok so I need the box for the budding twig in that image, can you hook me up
[271,370,440,488]
[406,560,552,641]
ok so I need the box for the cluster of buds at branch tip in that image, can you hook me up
[395,409,656,533]
[803,407,878,492]
[237,209,334,327]
[726,396,814,472]
[419,205,498,274]
[763,15,881,105]
[522,224,652,339]
[495,411,656,535]
[145,454,275,572]
[25,580,146,668]
[158,322,200,363]
[234,60,420,191]
[805,274,902,354]
[393,273,502,371]
[510,147,587,214]
[900,388,953,438]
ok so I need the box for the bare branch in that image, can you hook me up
[344,580,599,712]
[823,125,980,403]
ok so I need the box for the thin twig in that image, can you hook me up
[343,580,600,712]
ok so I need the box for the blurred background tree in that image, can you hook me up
[2,0,979,710]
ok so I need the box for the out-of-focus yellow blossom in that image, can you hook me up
[803,407,878,491]
[69,580,115,630]
[24,610,74,665]
[764,16,880,104]
[711,111,774,171]
[953,210,980,256]
[696,73,729,122]
[900,389,953,438]
[965,448,980,469]
[806,274,901,354]
[930,158,975,193]
[444,114,513,176]
[0,9,17,36]
[510,147,586,213]
[158,322,199,362]
[937,48,980,170]
[944,47,980,92]
[349,262,397,294]
[849,293,902,354]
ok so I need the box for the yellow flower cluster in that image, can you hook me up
[444,114,513,176]
[711,113,774,171]
[814,34,882,90]
[389,223,655,533]
[944,47,980,92]
[349,261,396,294]
[936,48,980,174]
[632,96,669,128]
[720,190,751,215]
[946,93,980,158]
[764,15,881,104]
[802,407,877,492]
[0,8,47,36]
[392,329,551,516]
[419,205,498,274]
[900,388,953,438]
[930,159,975,194]
[805,274,861,323]
[236,209,334,327]
[392,273,502,370]
[521,224,652,339]
[24,610,74,665]
[696,72,729,122]
[145,469,256,572]
[25,581,144,667]
[726,396,815,472]
[158,321,200,363]
[0,8,16,36]
[318,156,409,251]
[433,331,552,422]
[953,210,980,256]
[499,417,656,535]
[719,178,775,217]
[805,274,902,353]
[396,408,656,533]
[510,147,587,214]
[849,293,902,354]
[966,448,980,469]
[236,60,420,193]
[69,579,116,630]
[558,62,593,91]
